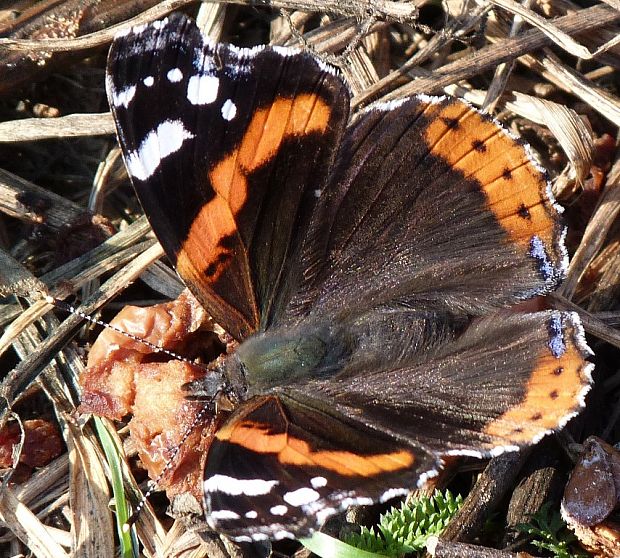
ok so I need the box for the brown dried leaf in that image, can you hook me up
[81,290,217,500]
[0,419,63,469]
[562,437,620,526]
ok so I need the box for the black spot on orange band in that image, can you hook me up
[441,116,460,129]
[518,203,532,220]
[472,139,487,152]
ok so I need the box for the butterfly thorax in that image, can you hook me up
[225,321,351,398]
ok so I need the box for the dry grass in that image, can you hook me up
[0,1,619,557]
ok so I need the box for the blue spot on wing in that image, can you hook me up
[529,235,555,282]
[548,314,566,358]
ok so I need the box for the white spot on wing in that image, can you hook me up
[143,76,154,87]
[301,489,378,527]
[111,85,136,108]
[152,18,168,30]
[210,509,240,520]
[311,476,327,488]
[270,505,288,516]
[341,496,373,507]
[244,511,258,519]
[274,530,296,540]
[283,487,320,506]
[418,93,447,104]
[489,444,519,457]
[125,120,194,181]
[167,68,183,82]
[251,533,269,541]
[315,506,337,526]
[129,23,148,35]
[204,474,278,496]
[221,99,237,121]
[271,45,300,57]
[375,97,408,112]
[379,487,409,503]
[579,364,595,401]
[446,449,485,458]
[187,74,219,105]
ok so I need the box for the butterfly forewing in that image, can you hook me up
[106,13,350,340]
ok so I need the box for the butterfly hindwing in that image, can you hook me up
[106,14,350,340]
[301,311,593,454]
[204,394,438,541]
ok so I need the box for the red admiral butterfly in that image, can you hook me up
[101,13,593,543]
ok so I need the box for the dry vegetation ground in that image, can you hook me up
[0,1,619,557]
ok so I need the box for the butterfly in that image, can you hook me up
[104,12,593,543]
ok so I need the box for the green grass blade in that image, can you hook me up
[301,532,388,558]
[93,416,137,558]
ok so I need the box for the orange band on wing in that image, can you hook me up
[176,94,331,284]
[422,102,557,251]
[210,94,332,206]
[216,420,415,477]
[484,342,589,443]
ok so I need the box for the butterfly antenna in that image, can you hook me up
[45,295,204,368]
[123,402,215,530]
